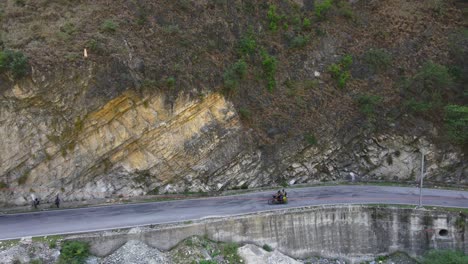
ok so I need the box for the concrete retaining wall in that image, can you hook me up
[68,205,467,263]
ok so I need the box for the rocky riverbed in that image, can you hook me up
[0,235,420,264]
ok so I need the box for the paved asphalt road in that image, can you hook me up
[1,185,467,240]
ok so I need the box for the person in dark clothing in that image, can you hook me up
[55,194,60,208]
[33,198,39,209]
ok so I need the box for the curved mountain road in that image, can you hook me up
[0,185,467,240]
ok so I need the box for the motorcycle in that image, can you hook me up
[267,195,288,205]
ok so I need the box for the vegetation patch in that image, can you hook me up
[315,0,333,21]
[100,19,118,33]
[422,249,468,264]
[260,50,277,91]
[302,18,312,30]
[170,236,242,263]
[166,76,176,89]
[222,242,242,263]
[0,239,20,248]
[356,94,383,121]
[0,49,29,79]
[238,29,257,56]
[223,59,248,94]
[402,61,453,108]
[290,35,310,49]
[328,55,353,89]
[238,107,251,121]
[58,241,90,264]
[32,235,63,249]
[444,104,468,145]
[363,48,392,73]
[58,21,76,40]
[267,4,284,31]
[305,133,318,145]
[404,99,433,113]
[336,0,354,20]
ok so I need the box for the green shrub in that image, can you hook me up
[185,237,194,246]
[239,108,251,120]
[232,59,247,78]
[60,22,76,36]
[337,0,354,19]
[406,62,453,104]
[222,242,242,263]
[315,0,333,20]
[223,59,248,92]
[422,249,468,264]
[0,50,29,79]
[49,240,57,249]
[302,18,312,30]
[418,62,453,90]
[30,259,43,264]
[166,76,176,88]
[86,39,104,54]
[328,55,353,89]
[58,241,90,264]
[261,50,277,91]
[364,48,392,72]
[292,15,302,26]
[267,5,278,31]
[328,63,341,78]
[404,99,433,113]
[315,27,326,36]
[238,29,256,55]
[290,35,310,49]
[341,54,353,68]
[305,133,317,145]
[448,65,462,81]
[337,71,350,89]
[0,181,7,189]
[262,244,273,252]
[444,104,468,145]
[356,94,382,120]
[267,4,282,31]
[101,19,118,33]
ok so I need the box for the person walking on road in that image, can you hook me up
[33,198,40,209]
[54,194,60,208]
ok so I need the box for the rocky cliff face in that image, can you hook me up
[0,87,466,206]
[0,0,466,206]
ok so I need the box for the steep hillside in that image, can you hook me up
[0,0,466,206]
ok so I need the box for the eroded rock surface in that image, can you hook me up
[102,240,168,264]
[238,244,301,264]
